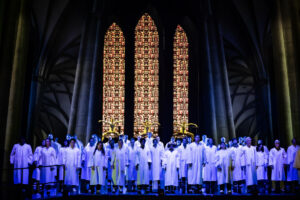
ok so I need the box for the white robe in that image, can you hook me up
[187,142,206,185]
[10,143,33,184]
[105,146,114,182]
[287,145,299,181]
[81,144,96,180]
[203,145,217,182]
[32,146,43,181]
[127,145,137,181]
[136,146,152,185]
[150,145,164,181]
[163,150,180,186]
[269,147,287,181]
[215,149,232,185]
[89,150,107,185]
[111,146,128,186]
[64,147,81,186]
[242,145,257,186]
[256,151,268,180]
[40,147,57,184]
[231,145,245,181]
[177,145,189,178]
[57,147,67,181]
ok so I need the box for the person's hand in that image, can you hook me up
[231,166,235,171]
[91,166,95,171]
[202,163,206,167]
[50,167,55,171]
[217,166,222,171]
[270,165,274,170]
[188,163,192,168]
[103,167,107,171]
[136,164,139,170]
[81,161,85,168]
[256,166,258,169]
[76,167,81,171]
[148,162,151,170]
[241,166,246,171]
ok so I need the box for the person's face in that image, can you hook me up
[157,137,160,142]
[124,135,128,141]
[20,138,25,145]
[275,141,280,148]
[130,138,135,146]
[208,138,213,146]
[109,140,114,147]
[229,141,233,147]
[42,140,46,146]
[221,137,226,143]
[195,135,200,143]
[182,138,187,145]
[141,139,145,147]
[246,139,251,146]
[233,139,238,147]
[90,138,95,146]
[148,132,152,138]
[292,139,296,145]
[46,139,51,147]
[188,137,192,143]
[171,137,175,142]
[176,140,181,146]
[63,140,68,147]
[70,140,75,148]
[202,135,207,141]
[153,139,158,146]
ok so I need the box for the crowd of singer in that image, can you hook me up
[10,133,300,195]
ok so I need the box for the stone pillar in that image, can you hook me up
[271,0,300,145]
[2,0,31,181]
[68,15,99,143]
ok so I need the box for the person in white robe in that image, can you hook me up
[177,137,189,193]
[40,138,57,189]
[10,137,33,185]
[163,142,180,193]
[81,137,96,192]
[256,142,268,194]
[200,135,207,147]
[187,134,206,193]
[105,139,115,192]
[111,139,128,193]
[203,138,217,194]
[63,139,81,192]
[269,140,287,193]
[230,138,245,193]
[241,137,258,194]
[134,136,141,148]
[287,138,299,192]
[150,138,164,192]
[32,140,45,182]
[127,138,137,191]
[136,138,152,194]
[156,136,164,149]
[215,142,233,194]
[89,141,107,194]
[165,136,176,151]
[57,139,68,192]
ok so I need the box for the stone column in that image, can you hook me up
[2,0,31,181]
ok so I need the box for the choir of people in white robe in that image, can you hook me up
[10,137,33,185]
[269,140,287,192]
[9,134,300,196]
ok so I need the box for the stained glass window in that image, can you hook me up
[134,13,159,134]
[173,25,189,125]
[103,23,125,134]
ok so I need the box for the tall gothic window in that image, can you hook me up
[102,23,125,134]
[173,25,189,125]
[134,13,159,134]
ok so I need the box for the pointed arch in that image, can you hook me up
[173,25,189,125]
[102,23,125,134]
[134,13,159,134]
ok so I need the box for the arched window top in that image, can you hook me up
[102,22,125,134]
[173,25,189,125]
